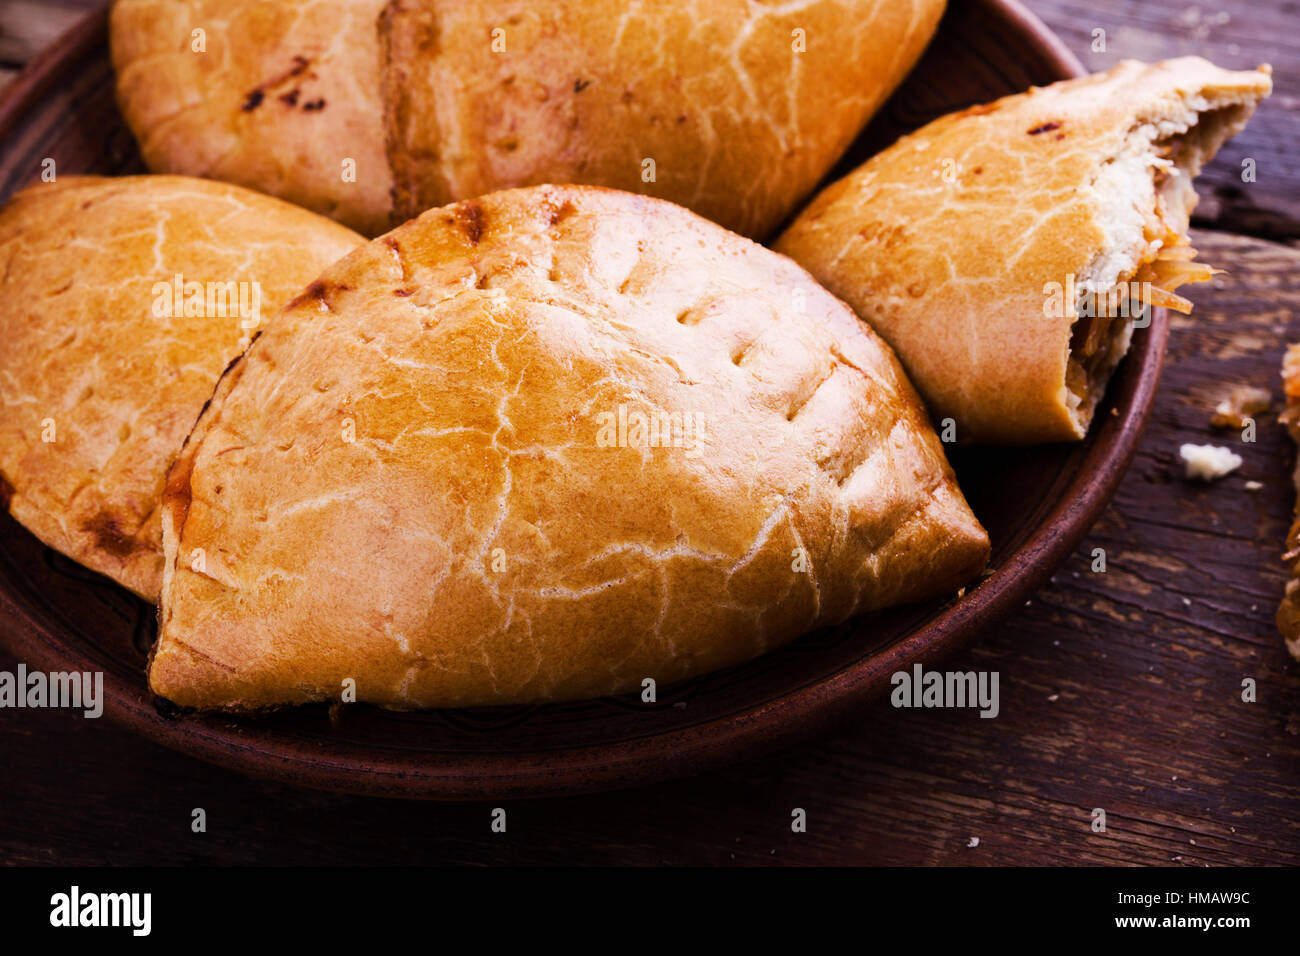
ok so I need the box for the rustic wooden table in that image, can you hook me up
[0,0,1295,866]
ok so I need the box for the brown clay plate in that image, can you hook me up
[0,1,1164,800]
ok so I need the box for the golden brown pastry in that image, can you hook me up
[152,185,989,710]
[110,0,946,238]
[1275,344,1300,660]
[775,58,1272,444]
[0,175,363,601]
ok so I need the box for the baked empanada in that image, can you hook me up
[0,176,363,600]
[775,58,1272,444]
[111,0,946,238]
[152,185,989,710]
[1276,344,1300,661]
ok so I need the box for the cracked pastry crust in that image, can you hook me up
[0,175,363,601]
[1276,345,1300,660]
[151,184,990,711]
[110,0,946,238]
[775,57,1272,444]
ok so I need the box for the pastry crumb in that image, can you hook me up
[1245,480,1263,491]
[1179,443,1242,481]
[1210,385,1271,429]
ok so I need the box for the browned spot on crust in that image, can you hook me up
[547,199,578,226]
[244,55,312,113]
[393,288,413,296]
[573,78,590,93]
[163,451,196,546]
[0,472,13,511]
[286,279,335,312]
[83,513,142,559]
[454,201,486,244]
[303,98,326,111]
[1028,121,1062,135]
[279,88,300,106]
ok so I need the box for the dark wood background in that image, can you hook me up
[1,0,1296,866]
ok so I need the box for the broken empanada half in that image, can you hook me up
[775,58,1272,444]
[152,185,989,711]
[0,176,364,601]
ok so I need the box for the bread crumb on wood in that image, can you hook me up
[1179,443,1242,481]
[1210,385,1271,429]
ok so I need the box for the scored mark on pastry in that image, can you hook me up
[787,363,837,422]
[382,236,412,283]
[171,637,237,674]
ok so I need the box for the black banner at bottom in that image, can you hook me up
[0,864,1289,941]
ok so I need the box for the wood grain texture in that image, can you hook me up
[0,1,98,64]
[0,0,1296,865]
[0,1,100,95]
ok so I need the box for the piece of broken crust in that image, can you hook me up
[1211,385,1271,429]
